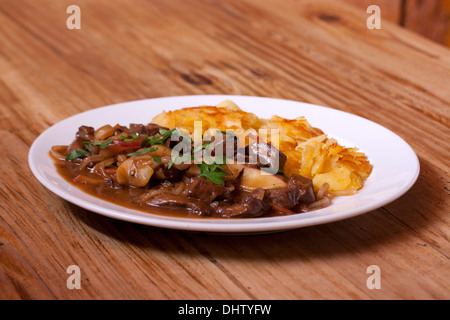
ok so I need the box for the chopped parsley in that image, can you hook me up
[119,134,139,142]
[193,142,212,153]
[65,149,90,161]
[152,156,161,163]
[142,128,176,147]
[84,139,114,149]
[197,162,228,185]
[126,146,159,157]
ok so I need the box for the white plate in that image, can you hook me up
[28,95,420,234]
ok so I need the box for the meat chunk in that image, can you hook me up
[76,126,95,141]
[263,187,298,209]
[146,123,169,136]
[214,196,270,218]
[129,123,168,136]
[214,188,270,218]
[287,174,315,204]
[186,177,225,203]
[67,126,95,153]
[262,174,315,212]
[145,193,211,216]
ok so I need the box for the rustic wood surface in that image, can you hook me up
[0,0,449,300]
[342,0,450,47]
[403,0,450,46]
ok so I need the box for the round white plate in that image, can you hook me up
[28,95,420,234]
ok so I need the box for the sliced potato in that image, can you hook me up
[240,167,287,191]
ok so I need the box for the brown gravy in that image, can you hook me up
[53,158,285,219]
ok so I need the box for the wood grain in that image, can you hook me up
[403,0,450,46]
[0,0,449,300]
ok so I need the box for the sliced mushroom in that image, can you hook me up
[209,132,238,159]
[244,142,287,172]
[116,155,155,187]
[94,124,115,140]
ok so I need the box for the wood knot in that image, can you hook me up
[318,13,340,23]
[181,73,213,86]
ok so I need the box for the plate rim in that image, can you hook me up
[28,94,420,233]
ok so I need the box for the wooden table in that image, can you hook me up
[0,0,448,300]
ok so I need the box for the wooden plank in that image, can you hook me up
[0,0,448,299]
[341,0,450,47]
[404,0,450,46]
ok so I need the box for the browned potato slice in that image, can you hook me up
[240,167,287,191]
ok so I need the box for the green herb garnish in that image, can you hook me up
[84,139,114,149]
[126,146,158,157]
[99,139,114,149]
[193,142,213,153]
[143,128,176,147]
[119,134,139,142]
[65,149,90,161]
[141,137,150,148]
[197,162,228,185]
[152,156,161,163]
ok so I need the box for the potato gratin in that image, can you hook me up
[153,100,372,194]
